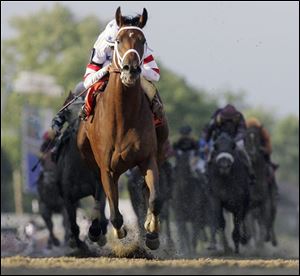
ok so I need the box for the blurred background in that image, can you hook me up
[1,1,299,258]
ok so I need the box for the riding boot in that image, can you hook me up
[265,154,280,171]
[79,104,89,121]
[151,94,164,120]
[238,148,256,185]
[141,76,164,120]
[50,136,62,163]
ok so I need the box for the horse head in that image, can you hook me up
[113,7,148,87]
[175,149,197,179]
[63,90,85,124]
[244,126,262,162]
[213,132,236,176]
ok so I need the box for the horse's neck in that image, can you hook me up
[102,73,145,130]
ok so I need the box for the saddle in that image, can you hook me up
[91,78,165,128]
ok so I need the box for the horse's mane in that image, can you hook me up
[122,15,141,26]
[216,132,232,143]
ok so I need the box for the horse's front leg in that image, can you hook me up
[100,169,126,239]
[88,183,108,247]
[139,156,161,250]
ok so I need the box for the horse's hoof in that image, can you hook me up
[68,238,77,249]
[272,239,278,247]
[78,241,88,251]
[47,242,52,250]
[114,227,127,239]
[207,245,217,251]
[240,235,249,245]
[97,234,107,247]
[224,246,234,254]
[88,231,101,242]
[52,238,61,247]
[145,232,160,250]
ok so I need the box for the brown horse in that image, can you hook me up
[77,7,168,250]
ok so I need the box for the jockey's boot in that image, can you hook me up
[79,104,89,121]
[79,79,108,121]
[265,154,280,171]
[238,147,256,185]
[141,77,164,120]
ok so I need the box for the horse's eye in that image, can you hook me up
[116,39,120,44]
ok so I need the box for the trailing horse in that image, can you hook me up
[207,132,251,253]
[36,147,70,249]
[173,149,209,257]
[244,126,278,247]
[77,7,169,250]
[55,91,108,250]
[127,160,174,248]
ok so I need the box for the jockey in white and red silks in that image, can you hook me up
[80,18,162,120]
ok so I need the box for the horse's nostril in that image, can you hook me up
[122,65,130,71]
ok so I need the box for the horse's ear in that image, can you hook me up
[138,8,148,28]
[115,6,123,27]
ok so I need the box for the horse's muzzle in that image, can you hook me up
[217,157,233,175]
[121,64,141,87]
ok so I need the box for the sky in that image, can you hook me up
[1,1,299,117]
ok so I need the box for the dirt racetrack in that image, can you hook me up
[1,256,299,275]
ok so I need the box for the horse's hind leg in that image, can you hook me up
[139,156,161,250]
[100,170,126,239]
[65,200,87,249]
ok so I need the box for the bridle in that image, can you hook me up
[113,26,147,70]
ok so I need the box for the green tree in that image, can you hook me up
[244,106,276,133]
[4,3,103,91]
[272,115,299,184]
[157,65,218,140]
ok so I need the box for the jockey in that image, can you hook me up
[246,117,279,194]
[39,129,56,166]
[173,125,199,153]
[79,16,163,121]
[204,104,256,183]
[51,14,163,135]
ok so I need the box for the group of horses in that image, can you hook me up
[36,7,278,256]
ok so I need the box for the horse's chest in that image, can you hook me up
[110,140,145,169]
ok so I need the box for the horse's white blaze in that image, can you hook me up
[216,152,235,163]
[113,26,146,69]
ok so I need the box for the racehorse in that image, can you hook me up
[127,160,174,248]
[77,7,169,250]
[56,90,108,250]
[244,126,277,247]
[207,132,251,253]
[173,149,208,257]
[36,146,70,249]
